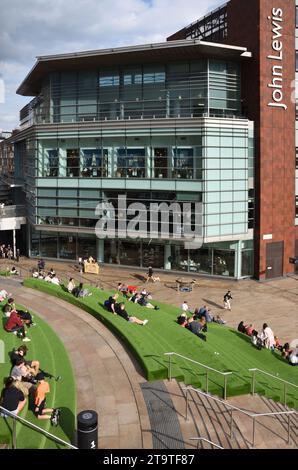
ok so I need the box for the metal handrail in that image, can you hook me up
[0,405,77,449]
[249,368,298,406]
[189,437,224,449]
[164,352,232,400]
[183,386,296,448]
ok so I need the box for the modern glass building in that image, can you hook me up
[2,0,297,279]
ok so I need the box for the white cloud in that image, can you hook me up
[0,0,222,130]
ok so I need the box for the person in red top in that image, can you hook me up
[5,310,30,342]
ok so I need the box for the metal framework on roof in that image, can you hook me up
[167,3,228,43]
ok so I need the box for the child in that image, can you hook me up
[34,372,61,426]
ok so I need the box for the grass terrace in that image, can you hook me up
[0,302,76,449]
[24,278,298,408]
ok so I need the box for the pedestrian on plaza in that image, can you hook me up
[223,290,233,311]
[16,249,20,262]
[78,257,83,274]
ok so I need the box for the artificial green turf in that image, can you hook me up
[23,278,298,408]
[0,303,76,449]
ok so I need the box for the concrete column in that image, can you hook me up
[235,240,242,280]
[13,229,16,259]
[96,238,104,264]
[164,243,171,270]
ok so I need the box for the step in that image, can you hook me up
[228,395,296,449]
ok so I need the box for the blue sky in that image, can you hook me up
[0,0,222,131]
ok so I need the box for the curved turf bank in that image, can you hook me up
[23,278,298,408]
[0,303,76,449]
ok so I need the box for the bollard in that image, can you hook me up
[77,410,98,449]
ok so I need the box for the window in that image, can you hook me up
[296,6,298,28]
[45,150,59,177]
[116,148,146,178]
[173,148,194,179]
[143,67,166,84]
[81,149,105,177]
[99,74,120,87]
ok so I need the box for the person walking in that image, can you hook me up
[16,249,20,262]
[223,290,233,311]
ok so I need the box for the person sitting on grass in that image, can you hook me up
[237,321,247,334]
[177,313,188,327]
[2,297,16,316]
[67,278,76,293]
[104,294,118,314]
[251,330,263,350]
[34,372,61,426]
[281,343,292,359]
[213,315,227,325]
[32,269,39,278]
[10,266,20,276]
[288,347,298,366]
[115,303,148,326]
[117,283,128,296]
[4,310,30,342]
[10,345,40,376]
[186,317,206,342]
[50,274,60,286]
[260,323,275,350]
[72,283,92,298]
[11,358,35,396]
[0,377,26,417]
[245,324,254,337]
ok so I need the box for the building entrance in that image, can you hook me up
[266,242,284,279]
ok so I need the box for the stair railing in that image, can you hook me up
[183,386,296,448]
[249,368,298,406]
[0,405,77,449]
[164,352,232,400]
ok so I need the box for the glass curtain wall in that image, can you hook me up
[33,59,241,123]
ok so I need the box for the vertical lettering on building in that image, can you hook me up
[267,7,287,110]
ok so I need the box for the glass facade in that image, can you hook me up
[29,59,241,124]
[15,55,254,279]
[30,227,253,277]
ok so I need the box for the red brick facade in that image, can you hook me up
[226,0,296,279]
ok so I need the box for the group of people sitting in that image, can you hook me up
[176,303,227,342]
[67,278,92,298]
[117,283,159,310]
[32,267,61,286]
[104,293,148,326]
[1,292,35,342]
[0,345,61,425]
[238,321,298,365]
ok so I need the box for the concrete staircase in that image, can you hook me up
[165,380,298,449]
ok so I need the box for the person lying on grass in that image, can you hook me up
[34,372,61,426]
[129,293,156,309]
[72,282,92,298]
[186,317,206,342]
[115,303,148,326]
[10,346,62,382]
[10,345,40,376]
[0,377,26,417]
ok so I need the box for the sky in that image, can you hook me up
[0,0,222,131]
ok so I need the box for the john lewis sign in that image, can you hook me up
[267,7,287,110]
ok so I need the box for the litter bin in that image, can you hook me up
[77,410,98,449]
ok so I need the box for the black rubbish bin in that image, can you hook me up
[77,410,98,449]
